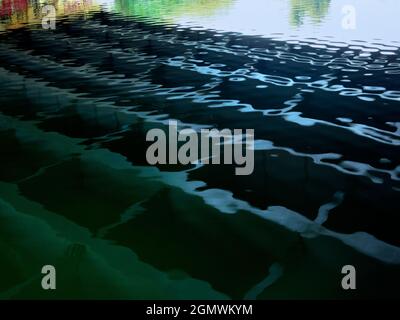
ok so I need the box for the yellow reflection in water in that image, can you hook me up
[290,0,331,27]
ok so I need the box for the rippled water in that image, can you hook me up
[0,0,399,299]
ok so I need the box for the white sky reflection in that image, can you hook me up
[173,0,400,47]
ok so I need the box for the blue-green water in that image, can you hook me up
[0,0,399,299]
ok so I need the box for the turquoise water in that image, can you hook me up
[0,0,399,299]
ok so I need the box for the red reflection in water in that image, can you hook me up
[0,0,29,17]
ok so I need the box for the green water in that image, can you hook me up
[0,0,399,299]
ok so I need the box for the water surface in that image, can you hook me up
[0,0,399,299]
